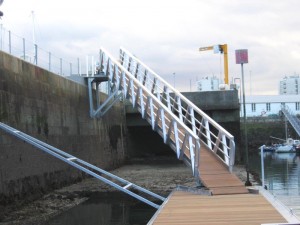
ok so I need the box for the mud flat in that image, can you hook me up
[0,157,257,225]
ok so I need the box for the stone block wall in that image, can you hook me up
[0,51,127,204]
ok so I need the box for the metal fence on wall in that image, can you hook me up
[0,25,88,77]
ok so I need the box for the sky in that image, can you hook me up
[1,0,300,95]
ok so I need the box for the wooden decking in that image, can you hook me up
[150,191,287,225]
[148,145,290,224]
[197,145,249,195]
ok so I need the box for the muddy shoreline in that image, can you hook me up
[0,157,258,225]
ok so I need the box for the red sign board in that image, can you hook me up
[235,49,248,64]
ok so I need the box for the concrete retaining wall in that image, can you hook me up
[126,90,242,160]
[0,51,127,204]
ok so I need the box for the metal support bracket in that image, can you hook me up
[86,72,121,118]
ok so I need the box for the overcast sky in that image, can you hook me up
[1,0,300,95]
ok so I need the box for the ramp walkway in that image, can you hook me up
[96,47,246,195]
[97,48,234,174]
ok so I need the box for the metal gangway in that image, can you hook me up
[0,122,166,209]
[281,105,300,137]
[91,47,236,184]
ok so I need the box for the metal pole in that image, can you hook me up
[285,115,288,140]
[8,30,11,54]
[92,56,94,76]
[70,63,72,76]
[48,52,51,71]
[241,63,251,186]
[77,58,80,76]
[173,72,175,88]
[60,58,62,75]
[260,145,265,189]
[0,24,2,51]
[22,38,25,60]
[86,56,89,76]
[34,44,37,65]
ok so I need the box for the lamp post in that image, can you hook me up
[173,72,176,88]
[235,49,252,186]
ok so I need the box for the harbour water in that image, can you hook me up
[43,152,300,224]
[43,192,156,225]
[249,151,300,217]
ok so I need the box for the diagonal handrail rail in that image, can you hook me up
[119,47,236,172]
[99,47,201,181]
[0,122,165,209]
[281,105,300,137]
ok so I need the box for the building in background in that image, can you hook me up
[279,75,300,95]
[241,95,300,117]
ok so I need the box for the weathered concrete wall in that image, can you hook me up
[126,90,242,160]
[181,91,241,160]
[0,51,127,204]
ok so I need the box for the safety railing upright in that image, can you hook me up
[119,47,236,172]
[99,47,201,181]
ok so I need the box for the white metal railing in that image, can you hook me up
[99,47,201,179]
[281,105,300,136]
[0,25,85,77]
[119,47,236,172]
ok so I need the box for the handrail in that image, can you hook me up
[281,105,300,136]
[0,122,165,209]
[99,47,201,179]
[119,47,236,172]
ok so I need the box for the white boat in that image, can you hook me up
[275,144,295,153]
[270,137,298,153]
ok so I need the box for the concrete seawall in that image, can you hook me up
[0,51,127,204]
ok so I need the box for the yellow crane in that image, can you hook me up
[199,44,229,85]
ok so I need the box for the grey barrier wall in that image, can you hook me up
[0,51,127,204]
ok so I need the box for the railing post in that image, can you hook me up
[0,24,2,51]
[22,38,26,60]
[222,135,229,165]
[70,63,72,76]
[48,52,51,71]
[60,58,62,75]
[8,30,11,54]
[86,56,89,76]
[260,145,265,188]
[92,56,94,76]
[229,139,235,172]
[77,58,80,76]
[34,44,38,65]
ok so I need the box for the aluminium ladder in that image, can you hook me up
[0,122,165,209]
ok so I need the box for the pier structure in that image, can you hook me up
[1,46,299,224]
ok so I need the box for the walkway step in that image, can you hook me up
[208,186,249,195]
[198,146,249,195]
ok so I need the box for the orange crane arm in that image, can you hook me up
[199,44,229,85]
